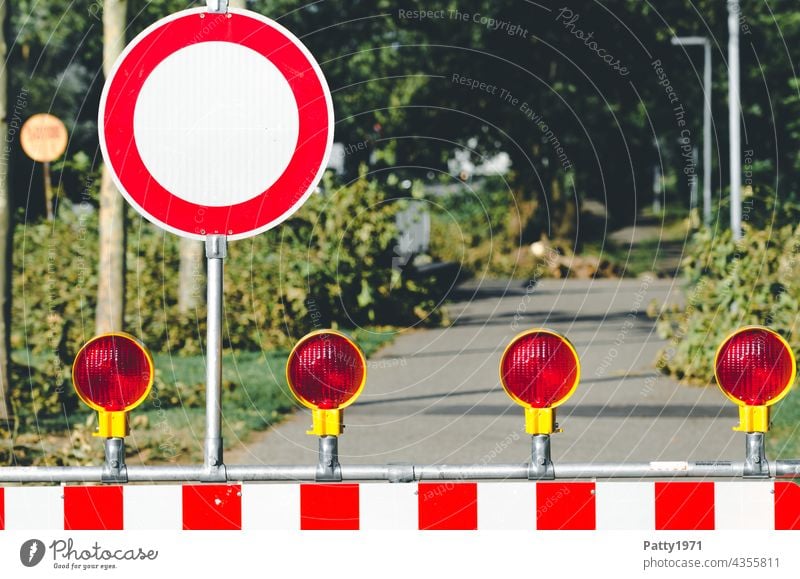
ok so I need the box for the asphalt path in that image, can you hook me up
[227,278,741,467]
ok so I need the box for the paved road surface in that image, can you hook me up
[227,278,741,467]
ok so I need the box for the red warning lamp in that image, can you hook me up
[72,333,154,438]
[286,330,367,436]
[714,326,796,432]
[500,329,581,435]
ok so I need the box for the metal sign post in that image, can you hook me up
[204,235,227,481]
[703,39,712,226]
[671,35,713,226]
[728,0,742,239]
[20,113,68,221]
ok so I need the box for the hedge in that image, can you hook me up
[10,171,448,418]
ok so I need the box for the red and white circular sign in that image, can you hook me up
[99,8,334,240]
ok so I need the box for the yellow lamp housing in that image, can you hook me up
[524,407,558,436]
[72,332,154,438]
[499,329,581,435]
[714,326,797,433]
[285,330,367,437]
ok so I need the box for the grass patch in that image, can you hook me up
[769,389,800,460]
[1,327,395,466]
[584,237,682,278]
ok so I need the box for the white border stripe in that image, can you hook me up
[360,483,418,530]
[715,481,774,530]
[596,482,654,530]
[241,484,300,530]
[477,482,536,530]
[124,485,182,530]
[4,486,63,530]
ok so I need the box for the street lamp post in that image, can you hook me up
[727,0,742,240]
[671,35,712,227]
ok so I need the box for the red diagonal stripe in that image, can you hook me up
[655,482,714,530]
[182,485,242,530]
[418,482,477,530]
[774,482,800,530]
[0,487,4,530]
[300,484,359,530]
[536,482,596,530]
[64,486,123,530]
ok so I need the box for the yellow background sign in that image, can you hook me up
[20,113,68,162]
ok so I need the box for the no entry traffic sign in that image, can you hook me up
[98,8,334,240]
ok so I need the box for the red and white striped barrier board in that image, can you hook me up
[0,482,798,531]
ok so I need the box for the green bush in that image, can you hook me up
[11,172,447,419]
[655,224,800,383]
[428,186,543,277]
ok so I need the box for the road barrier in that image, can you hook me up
[0,481,798,530]
[0,326,798,495]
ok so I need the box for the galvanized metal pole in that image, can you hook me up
[690,145,699,220]
[671,36,713,226]
[4,459,800,482]
[102,437,127,483]
[743,432,770,478]
[703,39,712,226]
[316,436,342,482]
[728,0,742,240]
[529,435,555,479]
[203,0,234,483]
[776,460,800,477]
[203,235,227,481]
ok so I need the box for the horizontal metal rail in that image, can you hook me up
[0,460,798,484]
[776,460,800,477]
[0,431,791,484]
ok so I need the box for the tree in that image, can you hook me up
[177,238,204,314]
[96,0,127,335]
[0,0,11,424]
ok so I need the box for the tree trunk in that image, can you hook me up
[178,239,204,313]
[551,174,576,243]
[96,0,127,335]
[0,0,11,423]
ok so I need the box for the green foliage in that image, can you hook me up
[655,224,800,384]
[12,207,98,356]
[14,172,443,365]
[7,358,77,430]
[428,186,517,276]
[224,172,447,345]
[770,388,800,460]
[10,208,98,419]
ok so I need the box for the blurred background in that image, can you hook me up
[0,1,798,466]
